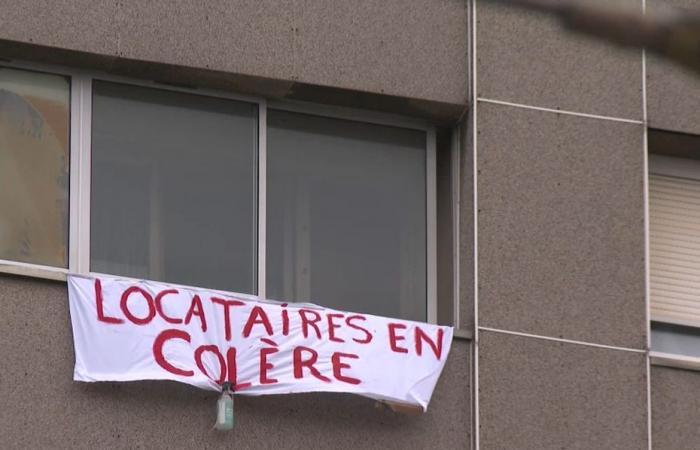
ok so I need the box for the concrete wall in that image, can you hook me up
[0,274,471,449]
[458,109,474,332]
[0,2,474,448]
[647,0,700,134]
[473,0,649,448]
[5,0,700,448]
[0,0,469,122]
[651,366,700,449]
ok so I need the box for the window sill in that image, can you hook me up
[0,260,67,282]
[650,351,700,372]
[453,328,472,340]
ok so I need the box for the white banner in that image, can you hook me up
[67,275,453,410]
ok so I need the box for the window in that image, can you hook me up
[0,62,437,322]
[90,81,258,293]
[649,152,700,359]
[267,110,428,321]
[0,67,70,268]
[649,155,700,327]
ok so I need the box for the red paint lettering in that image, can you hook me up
[259,347,279,385]
[185,295,208,332]
[298,309,322,339]
[152,329,194,377]
[210,297,244,340]
[94,278,123,324]
[120,286,156,325]
[326,313,345,343]
[155,289,182,324]
[415,327,445,360]
[331,352,361,385]
[293,346,330,382]
[281,304,290,336]
[243,306,273,337]
[194,345,226,385]
[226,347,252,391]
[345,315,372,344]
[388,323,409,354]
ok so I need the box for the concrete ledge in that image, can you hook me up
[0,39,466,124]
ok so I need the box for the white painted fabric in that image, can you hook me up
[68,274,453,410]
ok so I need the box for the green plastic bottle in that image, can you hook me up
[215,382,234,431]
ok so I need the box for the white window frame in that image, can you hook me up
[0,60,438,323]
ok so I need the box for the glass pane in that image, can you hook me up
[652,322,700,358]
[267,110,427,321]
[91,82,257,294]
[0,67,70,267]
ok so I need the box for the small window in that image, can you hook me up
[649,154,700,327]
[90,81,258,293]
[266,110,429,321]
[0,67,70,267]
[649,149,700,358]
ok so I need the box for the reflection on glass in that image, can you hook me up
[267,110,427,321]
[91,81,258,293]
[0,67,70,267]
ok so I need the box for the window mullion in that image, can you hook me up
[69,74,92,275]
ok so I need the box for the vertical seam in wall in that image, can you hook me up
[461,3,472,447]
[471,0,479,448]
[463,1,472,446]
[641,0,652,447]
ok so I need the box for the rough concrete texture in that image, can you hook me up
[0,38,465,124]
[477,0,643,120]
[437,127,456,326]
[479,330,648,450]
[651,366,700,449]
[0,0,468,107]
[647,0,700,134]
[477,102,646,349]
[0,274,471,450]
[459,111,474,331]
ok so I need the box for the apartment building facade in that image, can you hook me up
[1,0,699,448]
